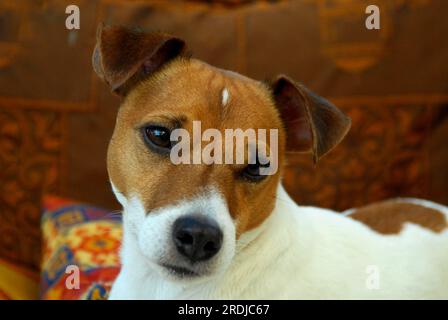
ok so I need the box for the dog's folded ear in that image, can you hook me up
[92,24,187,96]
[271,75,351,162]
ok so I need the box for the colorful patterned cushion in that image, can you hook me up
[40,195,122,300]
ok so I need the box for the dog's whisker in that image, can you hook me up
[104,210,122,218]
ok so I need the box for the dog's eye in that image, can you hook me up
[143,125,172,152]
[242,161,270,182]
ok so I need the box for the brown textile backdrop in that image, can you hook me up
[0,0,447,269]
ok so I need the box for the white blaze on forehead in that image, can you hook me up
[221,87,230,106]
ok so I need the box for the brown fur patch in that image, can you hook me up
[349,200,447,234]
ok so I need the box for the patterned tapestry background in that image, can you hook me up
[0,0,447,269]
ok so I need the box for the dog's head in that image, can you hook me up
[93,25,350,282]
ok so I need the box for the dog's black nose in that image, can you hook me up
[173,216,223,262]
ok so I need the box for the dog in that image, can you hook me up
[92,25,448,299]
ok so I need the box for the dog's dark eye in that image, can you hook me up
[242,161,270,182]
[143,125,172,152]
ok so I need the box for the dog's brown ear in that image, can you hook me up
[92,24,187,95]
[271,75,351,162]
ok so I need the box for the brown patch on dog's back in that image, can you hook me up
[349,200,447,234]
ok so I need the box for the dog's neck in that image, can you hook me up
[117,183,306,299]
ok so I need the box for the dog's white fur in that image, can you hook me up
[109,183,448,299]
[221,87,230,107]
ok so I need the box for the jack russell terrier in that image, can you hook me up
[92,25,448,299]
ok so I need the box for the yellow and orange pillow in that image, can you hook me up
[0,257,39,300]
[40,195,122,300]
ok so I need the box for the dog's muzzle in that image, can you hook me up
[172,215,223,263]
